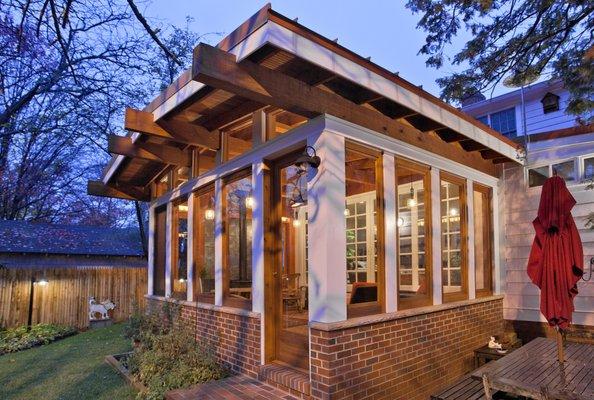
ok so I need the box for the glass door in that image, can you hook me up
[273,156,309,371]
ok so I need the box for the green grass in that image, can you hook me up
[0,323,137,400]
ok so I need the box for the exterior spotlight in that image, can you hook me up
[294,146,321,173]
[204,208,215,221]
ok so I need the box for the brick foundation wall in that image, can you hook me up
[147,296,261,378]
[309,296,504,400]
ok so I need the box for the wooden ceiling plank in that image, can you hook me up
[191,43,500,176]
[108,135,191,167]
[125,108,219,150]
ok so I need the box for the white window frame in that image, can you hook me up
[440,181,462,294]
[579,153,594,182]
[525,157,579,189]
[345,191,377,292]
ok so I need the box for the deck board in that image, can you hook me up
[471,337,594,399]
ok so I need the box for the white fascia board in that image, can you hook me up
[262,21,518,161]
[322,114,500,188]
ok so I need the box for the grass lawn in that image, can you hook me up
[0,323,137,400]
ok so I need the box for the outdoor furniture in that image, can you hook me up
[473,340,521,368]
[471,337,594,400]
[282,273,302,311]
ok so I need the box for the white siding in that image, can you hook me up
[501,136,594,326]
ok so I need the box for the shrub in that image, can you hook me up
[0,324,77,355]
[125,302,228,400]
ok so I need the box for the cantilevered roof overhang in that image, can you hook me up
[92,4,522,201]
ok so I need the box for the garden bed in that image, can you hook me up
[0,324,77,355]
[104,352,147,392]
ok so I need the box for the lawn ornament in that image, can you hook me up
[88,297,116,320]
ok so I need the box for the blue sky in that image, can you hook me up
[145,0,478,100]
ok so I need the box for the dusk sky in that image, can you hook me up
[145,0,495,101]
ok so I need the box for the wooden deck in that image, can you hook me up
[471,337,594,399]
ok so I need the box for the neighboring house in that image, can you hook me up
[0,220,147,328]
[462,81,594,341]
[89,5,524,400]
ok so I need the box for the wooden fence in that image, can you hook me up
[0,266,147,329]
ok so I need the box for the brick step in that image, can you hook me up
[258,363,311,399]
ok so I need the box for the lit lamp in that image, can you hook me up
[204,208,215,221]
[245,195,254,209]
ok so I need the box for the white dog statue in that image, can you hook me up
[488,336,502,350]
[88,297,116,320]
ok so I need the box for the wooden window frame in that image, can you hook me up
[345,141,385,319]
[473,183,494,298]
[440,171,468,303]
[395,157,433,310]
[192,184,216,304]
[153,205,167,297]
[221,167,253,310]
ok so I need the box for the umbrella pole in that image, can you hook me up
[555,326,564,363]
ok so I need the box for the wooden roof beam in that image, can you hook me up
[191,43,499,176]
[125,108,219,150]
[108,135,191,167]
[87,180,149,201]
[460,140,489,152]
[436,129,467,143]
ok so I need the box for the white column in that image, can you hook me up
[467,180,476,300]
[383,154,397,313]
[147,206,155,296]
[307,131,347,323]
[214,179,224,306]
[493,185,503,295]
[165,202,173,297]
[430,167,443,305]
[186,193,195,302]
[251,162,266,314]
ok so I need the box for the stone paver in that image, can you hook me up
[166,374,298,400]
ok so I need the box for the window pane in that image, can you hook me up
[396,160,431,307]
[441,177,466,298]
[171,198,188,300]
[528,166,549,187]
[584,157,594,180]
[345,145,381,308]
[477,115,489,126]
[194,187,216,302]
[490,108,516,137]
[224,173,253,307]
[153,206,167,296]
[552,160,576,183]
[473,186,492,294]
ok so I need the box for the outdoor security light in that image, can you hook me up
[294,146,321,173]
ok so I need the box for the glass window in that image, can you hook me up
[396,158,431,309]
[490,108,516,137]
[171,198,189,300]
[193,186,216,303]
[223,116,253,161]
[441,174,467,301]
[473,184,493,296]
[528,166,549,187]
[153,206,167,296]
[552,160,576,183]
[223,171,253,308]
[584,157,594,180]
[345,144,382,314]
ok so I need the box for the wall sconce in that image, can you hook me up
[290,186,306,208]
[294,146,321,173]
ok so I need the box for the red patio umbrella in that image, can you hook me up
[527,175,584,362]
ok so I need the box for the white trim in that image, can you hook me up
[251,162,266,315]
[430,167,443,305]
[186,193,195,302]
[147,206,155,296]
[214,179,224,306]
[467,180,476,300]
[383,154,397,313]
[165,202,173,297]
[493,185,502,295]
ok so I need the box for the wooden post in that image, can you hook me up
[556,327,564,363]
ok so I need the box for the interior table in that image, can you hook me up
[471,337,594,399]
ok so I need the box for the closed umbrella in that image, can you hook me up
[527,175,584,362]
